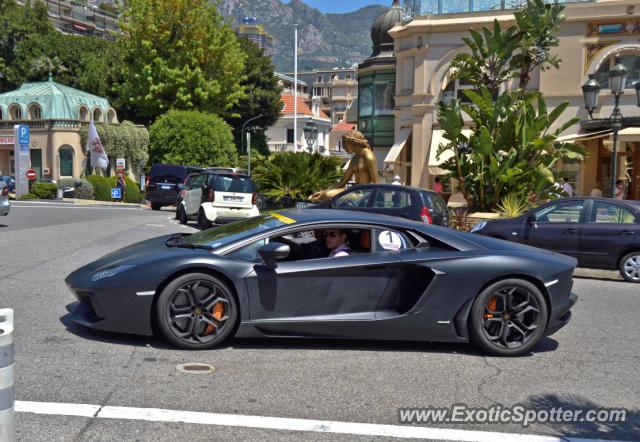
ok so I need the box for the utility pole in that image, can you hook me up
[294,23,298,153]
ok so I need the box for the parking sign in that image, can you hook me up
[18,125,30,145]
[111,188,121,199]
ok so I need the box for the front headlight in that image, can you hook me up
[470,220,487,233]
[92,265,134,282]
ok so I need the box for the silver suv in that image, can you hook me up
[0,180,10,217]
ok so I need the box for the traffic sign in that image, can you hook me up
[111,188,122,199]
[26,169,37,181]
[18,125,30,145]
[116,158,126,170]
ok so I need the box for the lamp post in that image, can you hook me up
[241,114,262,176]
[581,56,637,198]
[303,120,318,153]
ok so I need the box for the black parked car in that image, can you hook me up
[472,197,640,282]
[146,164,203,211]
[312,184,449,226]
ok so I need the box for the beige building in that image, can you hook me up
[389,0,640,199]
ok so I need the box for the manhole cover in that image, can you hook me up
[176,363,215,374]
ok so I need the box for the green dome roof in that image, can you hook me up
[0,75,114,121]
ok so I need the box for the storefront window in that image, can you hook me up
[594,53,640,89]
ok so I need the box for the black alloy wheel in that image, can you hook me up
[156,273,238,349]
[619,252,640,283]
[178,205,188,225]
[470,279,548,356]
[198,208,211,230]
[151,202,161,211]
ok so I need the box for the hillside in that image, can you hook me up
[217,0,387,71]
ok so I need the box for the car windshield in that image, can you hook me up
[182,215,288,249]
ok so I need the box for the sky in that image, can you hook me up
[286,0,385,14]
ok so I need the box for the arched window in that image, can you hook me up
[359,87,373,117]
[107,108,117,124]
[93,108,103,122]
[28,103,42,120]
[79,106,89,122]
[440,78,473,106]
[317,76,323,83]
[594,52,640,90]
[375,83,395,116]
[59,146,74,177]
[9,105,22,120]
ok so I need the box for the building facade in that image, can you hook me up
[235,17,276,57]
[265,94,332,154]
[16,0,120,40]
[0,76,118,180]
[285,69,358,124]
[389,0,640,200]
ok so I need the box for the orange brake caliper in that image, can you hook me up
[484,297,497,319]
[204,303,224,336]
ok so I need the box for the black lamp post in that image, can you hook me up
[303,120,318,153]
[581,56,632,198]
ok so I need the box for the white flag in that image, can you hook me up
[86,117,109,171]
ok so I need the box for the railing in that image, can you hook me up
[269,143,296,152]
[406,0,594,17]
[0,119,82,130]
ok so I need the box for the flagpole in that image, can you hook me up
[293,23,298,153]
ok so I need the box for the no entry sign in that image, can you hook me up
[26,169,37,181]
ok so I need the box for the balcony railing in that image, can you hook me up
[0,119,83,131]
[406,0,594,17]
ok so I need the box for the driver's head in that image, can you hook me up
[324,229,348,250]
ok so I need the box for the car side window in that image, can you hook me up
[228,238,267,263]
[535,201,584,223]
[333,188,374,208]
[189,174,206,189]
[372,189,412,209]
[589,202,638,224]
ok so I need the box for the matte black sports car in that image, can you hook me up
[65,210,578,356]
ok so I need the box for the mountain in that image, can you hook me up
[218,0,388,71]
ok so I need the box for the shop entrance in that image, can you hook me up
[599,141,640,200]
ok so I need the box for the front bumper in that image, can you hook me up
[545,292,578,336]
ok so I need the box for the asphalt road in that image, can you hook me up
[0,201,638,442]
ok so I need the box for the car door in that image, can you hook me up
[368,187,414,219]
[184,173,206,216]
[579,200,640,269]
[241,225,408,338]
[522,200,586,258]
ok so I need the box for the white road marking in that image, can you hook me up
[145,224,165,227]
[13,401,630,442]
[12,205,143,211]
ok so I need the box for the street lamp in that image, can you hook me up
[303,120,318,153]
[581,56,633,198]
[241,114,262,176]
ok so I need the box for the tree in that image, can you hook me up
[116,0,246,123]
[148,110,238,167]
[437,0,585,211]
[30,55,68,78]
[252,152,343,200]
[227,37,283,155]
[80,121,150,171]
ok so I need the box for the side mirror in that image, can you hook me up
[258,242,290,268]
[177,183,184,190]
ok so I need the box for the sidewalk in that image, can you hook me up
[10,194,147,208]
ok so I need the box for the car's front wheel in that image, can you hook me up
[619,252,640,283]
[469,279,548,356]
[155,273,238,350]
[178,205,188,225]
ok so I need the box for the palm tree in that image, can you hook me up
[31,55,68,80]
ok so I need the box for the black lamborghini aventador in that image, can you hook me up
[65,210,578,356]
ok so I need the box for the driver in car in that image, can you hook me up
[325,229,351,257]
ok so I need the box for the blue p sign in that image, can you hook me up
[111,188,121,199]
[18,125,30,145]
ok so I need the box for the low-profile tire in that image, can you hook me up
[469,278,548,357]
[155,273,238,350]
[619,252,640,283]
[198,208,212,230]
[151,202,161,211]
[178,205,188,225]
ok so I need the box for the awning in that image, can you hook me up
[556,129,612,142]
[617,127,640,142]
[428,129,472,175]
[384,128,412,164]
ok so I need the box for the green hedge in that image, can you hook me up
[30,182,58,199]
[57,178,95,200]
[86,175,142,203]
[18,193,38,200]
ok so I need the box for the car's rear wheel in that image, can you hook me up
[469,279,548,356]
[155,273,238,350]
[178,205,188,225]
[198,208,211,230]
[619,252,640,283]
[151,202,161,211]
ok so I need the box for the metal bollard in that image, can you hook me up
[0,309,14,442]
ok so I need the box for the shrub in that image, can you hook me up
[495,193,530,218]
[86,175,142,203]
[18,193,38,200]
[30,182,58,199]
[57,178,95,200]
[86,175,112,201]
